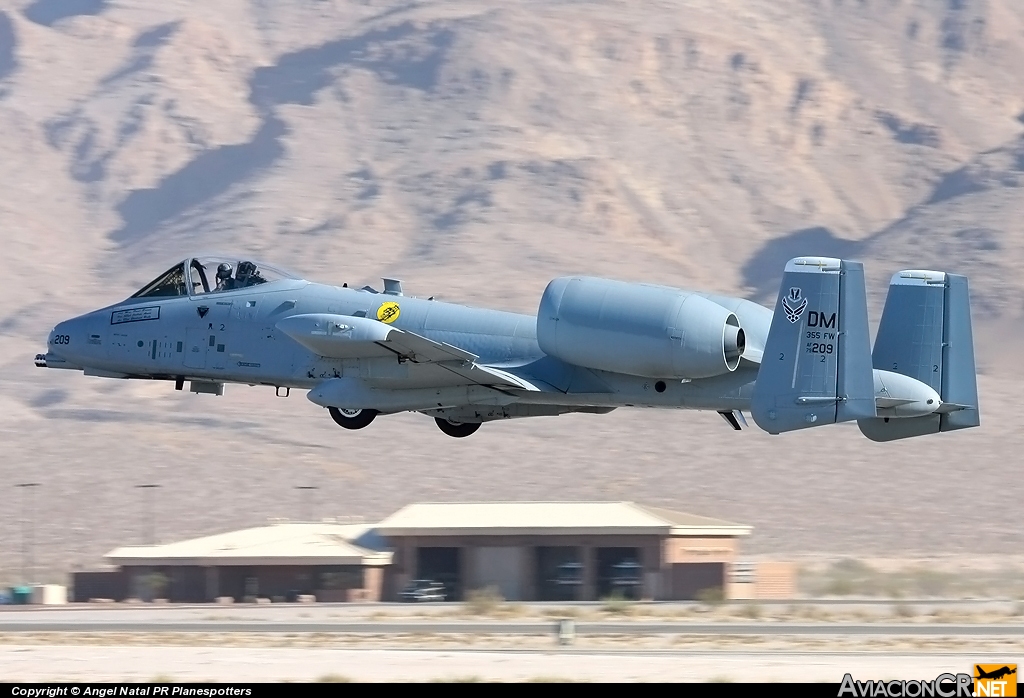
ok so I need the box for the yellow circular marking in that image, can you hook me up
[376,301,401,324]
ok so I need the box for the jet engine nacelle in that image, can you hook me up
[536,276,745,379]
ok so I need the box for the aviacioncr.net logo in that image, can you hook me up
[974,665,1017,697]
[838,673,974,698]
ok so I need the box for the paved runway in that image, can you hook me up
[0,646,1009,682]
[2,604,1022,635]
[2,620,1023,635]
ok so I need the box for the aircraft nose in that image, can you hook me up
[47,316,88,360]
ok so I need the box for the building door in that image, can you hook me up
[416,547,461,601]
[536,547,581,601]
[596,547,642,600]
[472,546,525,601]
[671,562,726,600]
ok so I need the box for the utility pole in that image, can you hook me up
[295,485,318,522]
[16,483,40,584]
[135,484,160,545]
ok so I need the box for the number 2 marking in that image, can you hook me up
[779,353,784,360]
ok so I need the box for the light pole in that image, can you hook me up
[135,484,160,545]
[295,486,317,522]
[16,483,40,584]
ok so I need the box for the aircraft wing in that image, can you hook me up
[275,313,541,391]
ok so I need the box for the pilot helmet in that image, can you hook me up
[216,263,233,280]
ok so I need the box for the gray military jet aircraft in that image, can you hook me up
[37,254,979,440]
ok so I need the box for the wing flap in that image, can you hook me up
[380,331,478,364]
[451,363,543,391]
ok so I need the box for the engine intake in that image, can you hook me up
[537,276,745,379]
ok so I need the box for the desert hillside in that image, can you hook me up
[0,0,1022,582]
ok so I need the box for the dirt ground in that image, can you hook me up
[0,635,1019,683]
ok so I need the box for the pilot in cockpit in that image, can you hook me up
[215,263,236,291]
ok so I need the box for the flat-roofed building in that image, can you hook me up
[80,502,776,603]
[375,501,752,601]
[100,521,391,602]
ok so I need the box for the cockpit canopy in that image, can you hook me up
[130,256,300,299]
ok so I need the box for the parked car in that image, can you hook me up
[611,560,643,589]
[400,579,447,602]
[553,562,583,586]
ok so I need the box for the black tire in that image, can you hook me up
[329,407,377,430]
[434,417,481,438]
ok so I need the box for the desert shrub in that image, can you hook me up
[892,603,915,618]
[738,603,763,619]
[600,590,634,615]
[465,586,504,615]
[696,587,725,606]
[823,576,856,596]
[913,569,952,596]
[832,558,873,577]
[542,606,580,619]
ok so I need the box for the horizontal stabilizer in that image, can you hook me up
[934,402,972,414]
[874,397,918,409]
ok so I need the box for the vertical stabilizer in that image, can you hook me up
[859,271,979,441]
[751,257,875,434]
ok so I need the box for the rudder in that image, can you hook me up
[940,273,980,431]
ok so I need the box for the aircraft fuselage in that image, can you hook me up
[42,279,758,414]
[40,254,976,439]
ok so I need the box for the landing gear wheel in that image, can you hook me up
[329,407,377,430]
[434,417,481,438]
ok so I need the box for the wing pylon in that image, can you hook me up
[275,313,540,391]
